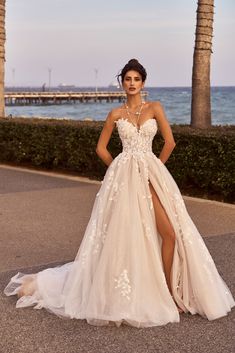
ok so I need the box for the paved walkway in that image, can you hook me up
[0,164,234,353]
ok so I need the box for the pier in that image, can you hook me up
[4,91,148,106]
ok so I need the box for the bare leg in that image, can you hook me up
[149,182,183,313]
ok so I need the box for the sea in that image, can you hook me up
[5,86,235,125]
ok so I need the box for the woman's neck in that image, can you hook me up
[126,94,143,109]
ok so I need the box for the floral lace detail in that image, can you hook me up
[142,219,152,239]
[142,192,153,210]
[172,192,216,271]
[172,193,186,212]
[81,251,88,266]
[80,218,109,266]
[114,269,131,300]
[108,181,125,202]
[106,169,115,190]
[115,118,157,154]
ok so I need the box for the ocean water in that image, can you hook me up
[5,86,235,125]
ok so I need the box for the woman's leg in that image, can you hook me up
[148,182,183,312]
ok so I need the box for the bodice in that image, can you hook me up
[115,118,158,154]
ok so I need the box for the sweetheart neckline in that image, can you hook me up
[115,118,157,131]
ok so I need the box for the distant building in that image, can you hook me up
[57,83,76,90]
[108,81,120,89]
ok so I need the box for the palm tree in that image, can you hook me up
[191,0,215,128]
[0,0,5,118]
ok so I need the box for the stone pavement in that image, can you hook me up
[0,164,234,353]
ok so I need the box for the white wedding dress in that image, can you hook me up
[4,117,235,328]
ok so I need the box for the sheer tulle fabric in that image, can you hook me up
[4,118,235,328]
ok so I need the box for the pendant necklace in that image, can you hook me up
[125,101,145,131]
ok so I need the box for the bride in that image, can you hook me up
[4,59,235,328]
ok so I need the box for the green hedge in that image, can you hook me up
[0,117,234,203]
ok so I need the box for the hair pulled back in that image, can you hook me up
[117,59,147,86]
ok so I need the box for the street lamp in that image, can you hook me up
[48,67,52,91]
[94,68,98,94]
[12,68,15,88]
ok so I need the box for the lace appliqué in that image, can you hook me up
[108,181,125,202]
[115,118,157,155]
[171,192,216,286]
[142,191,153,210]
[142,219,152,239]
[114,269,131,300]
[81,219,109,266]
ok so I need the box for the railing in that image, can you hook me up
[5,91,148,106]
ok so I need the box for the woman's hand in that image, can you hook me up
[96,110,116,166]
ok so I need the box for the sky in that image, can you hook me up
[5,0,235,87]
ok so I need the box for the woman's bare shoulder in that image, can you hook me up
[107,105,126,123]
[147,100,164,110]
[143,101,164,122]
[146,101,165,119]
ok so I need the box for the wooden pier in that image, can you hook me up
[4,91,148,106]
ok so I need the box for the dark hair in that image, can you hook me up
[117,59,147,86]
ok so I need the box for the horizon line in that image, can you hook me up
[5,85,235,89]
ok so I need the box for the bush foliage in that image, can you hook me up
[0,117,234,202]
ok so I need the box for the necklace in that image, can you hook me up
[125,101,145,130]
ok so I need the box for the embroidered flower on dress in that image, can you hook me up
[142,219,152,239]
[114,269,132,300]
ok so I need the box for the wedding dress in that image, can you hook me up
[4,117,235,328]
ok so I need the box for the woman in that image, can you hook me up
[4,59,235,328]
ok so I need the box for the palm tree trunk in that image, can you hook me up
[0,0,6,118]
[191,0,215,128]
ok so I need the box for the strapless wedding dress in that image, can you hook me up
[4,118,235,328]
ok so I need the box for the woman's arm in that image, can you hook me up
[96,110,116,166]
[152,101,176,164]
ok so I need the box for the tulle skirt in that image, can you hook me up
[4,152,235,327]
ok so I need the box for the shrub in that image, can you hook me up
[0,117,234,202]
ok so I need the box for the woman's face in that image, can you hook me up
[122,70,145,95]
